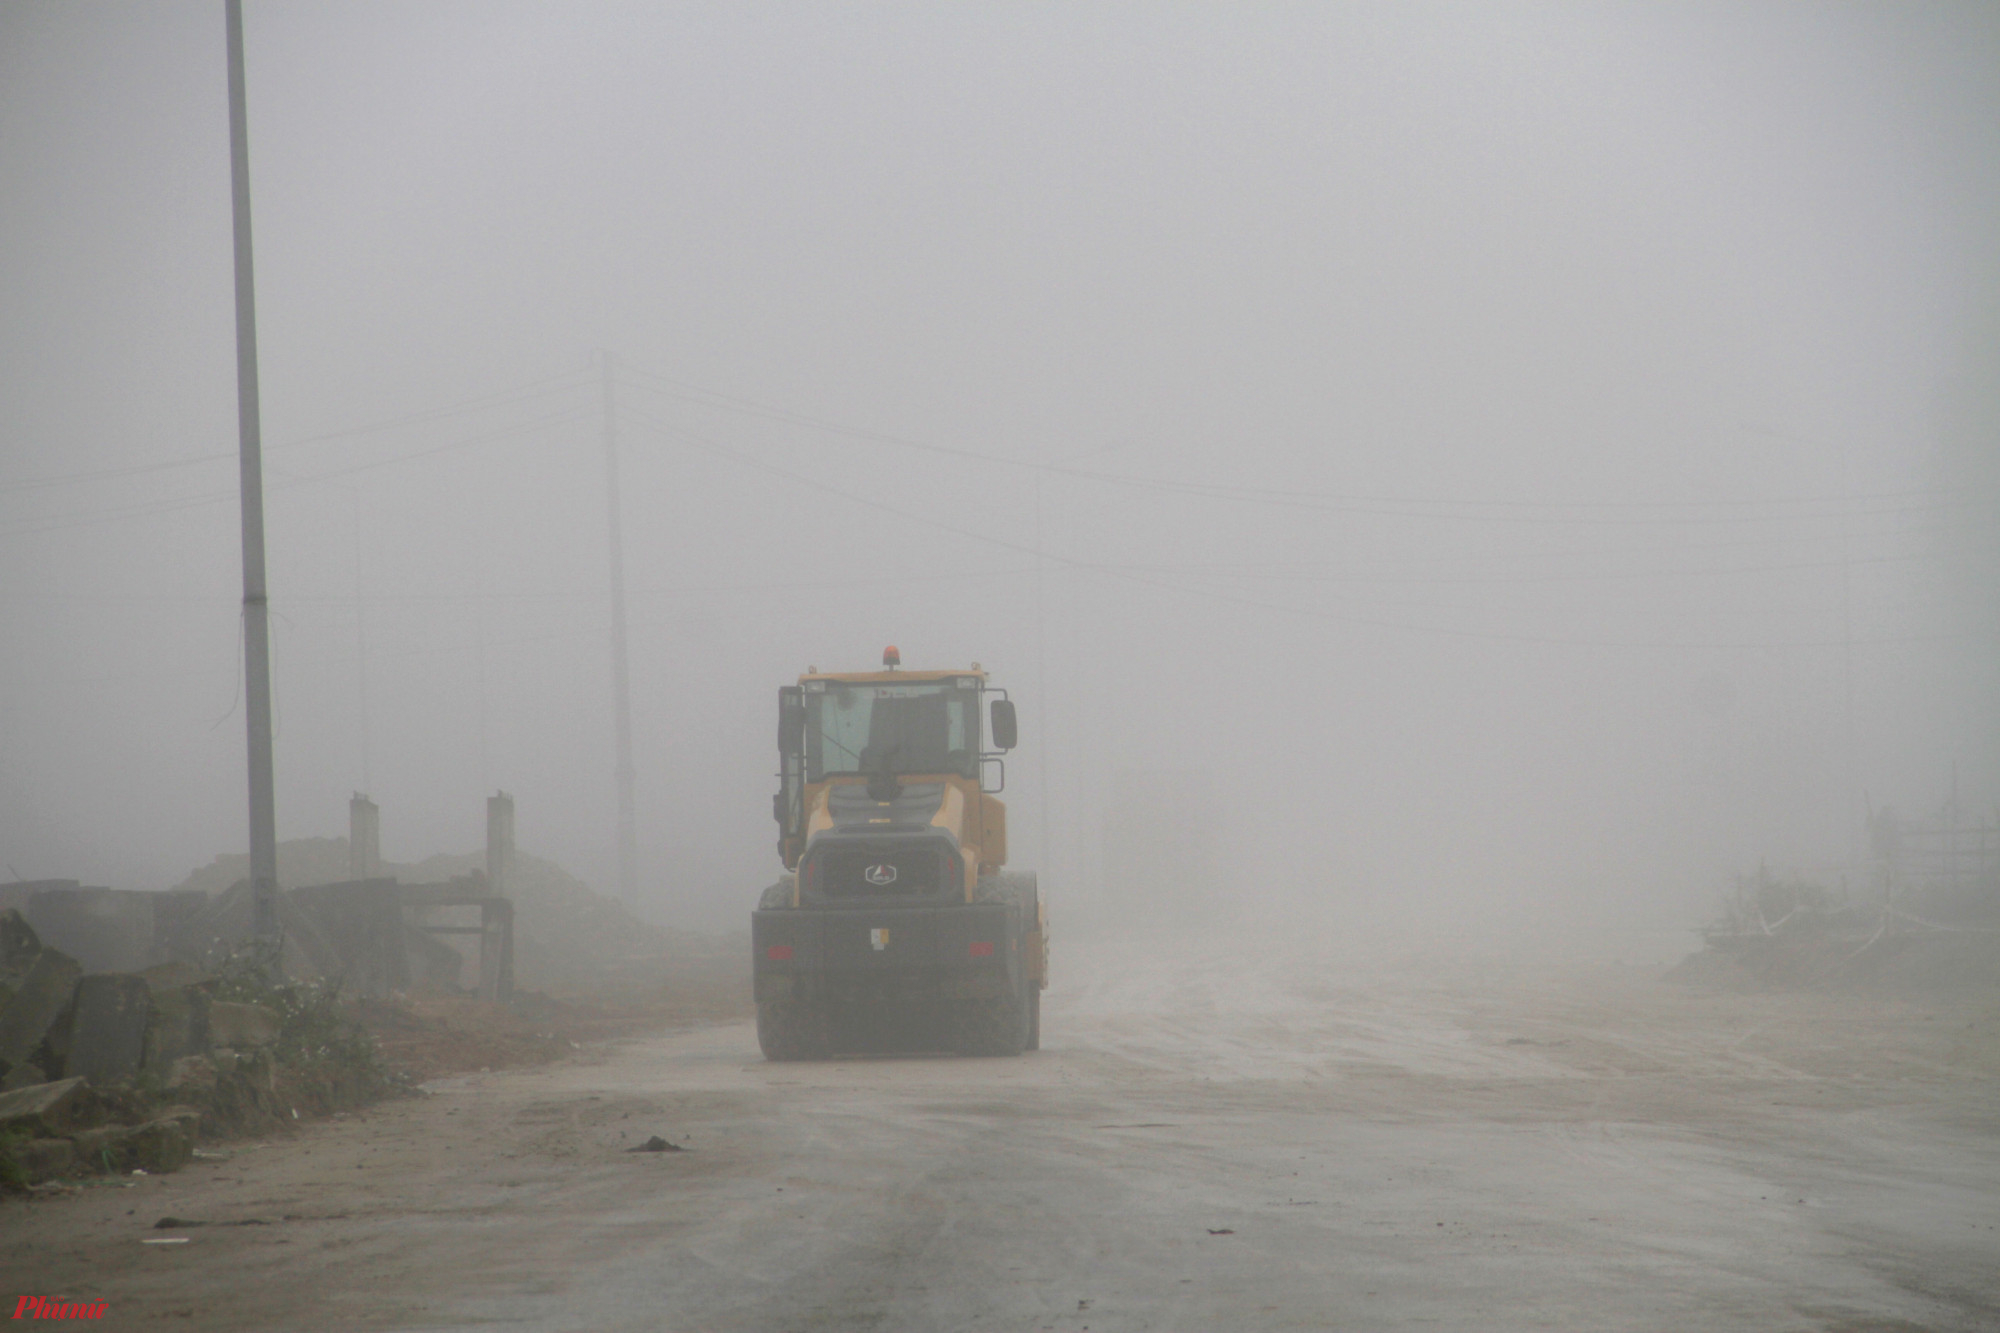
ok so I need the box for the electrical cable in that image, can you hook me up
[612,363,1979,521]
[616,408,1992,652]
[0,369,592,497]
[0,405,593,539]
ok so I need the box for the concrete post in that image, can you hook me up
[481,792,515,1003]
[348,793,380,882]
[485,792,514,900]
[226,0,279,940]
[600,351,639,903]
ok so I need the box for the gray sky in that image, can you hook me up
[3,2,1996,938]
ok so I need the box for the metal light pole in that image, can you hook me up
[226,0,279,938]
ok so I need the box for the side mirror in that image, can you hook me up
[779,701,807,754]
[989,699,1017,751]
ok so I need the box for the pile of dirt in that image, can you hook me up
[345,994,634,1082]
[173,839,750,1010]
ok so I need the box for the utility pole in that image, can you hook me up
[1035,474,1051,880]
[350,487,372,795]
[600,351,639,902]
[226,0,279,939]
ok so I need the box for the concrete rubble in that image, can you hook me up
[0,908,391,1189]
[0,949,81,1074]
[0,865,494,1002]
[66,974,152,1086]
[1,817,735,1189]
[0,1076,93,1136]
[208,1000,281,1049]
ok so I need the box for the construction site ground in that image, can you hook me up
[6,929,1998,1332]
[344,952,753,1084]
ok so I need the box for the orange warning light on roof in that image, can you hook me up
[882,645,901,668]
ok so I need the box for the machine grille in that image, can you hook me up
[809,843,952,899]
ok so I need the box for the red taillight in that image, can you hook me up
[968,941,994,957]
[766,945,794,961]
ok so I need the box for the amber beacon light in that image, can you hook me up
[882,644,901,668]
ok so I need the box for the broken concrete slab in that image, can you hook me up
[66,974,152,1086]
[66,1124,124,1173]
[69,1118,190,1175]
[209,1000,281,1049]
[182,1049,284,1134]
[0,908,41,984]
[165,1054,217,1097]
[73,1109,205,1173]
[24,886,155,974]
[41,992,76,1073]
[0,948,81,1073]
[143,986,211,1074]
[0,1076,91,1136]
[147,891,209,964]
[209,1047,276,1091]
[151,1104,204,1137]
[4,1137,76,1185]
[138,960,210,994]
[2,1063,47,1091]
[0,880,78,916]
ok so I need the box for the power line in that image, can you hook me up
[0,543,1950,610]
[0,370,592,497]
[0,405,592,539]
[608,394,1966,582]
[611,363,1977,521]
[616,408,1987,653]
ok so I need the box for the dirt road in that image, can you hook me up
[9,935,1999,1331]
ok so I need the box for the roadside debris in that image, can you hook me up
[625,1135,682,1153]
[2,831,747,1191]
[0,916,399,1189]
[1674,850,2000,997]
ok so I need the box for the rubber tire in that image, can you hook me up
[756,1001,828,1061]
[969,871,1038,1056]
[952,981,1029,1057]
[1000,872,1043,1052]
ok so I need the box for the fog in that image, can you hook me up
[3,2,1996,950]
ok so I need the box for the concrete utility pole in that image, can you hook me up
[1035,474,1052,880]
[226,0,279,938]
[599,352,639,902]
[348,794,380,882]
[486,791,516,900]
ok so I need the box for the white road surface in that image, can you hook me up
[9,934,1999,1331]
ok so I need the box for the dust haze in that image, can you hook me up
[3,2,1997,952]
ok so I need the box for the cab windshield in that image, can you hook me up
[805,680,978,781]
